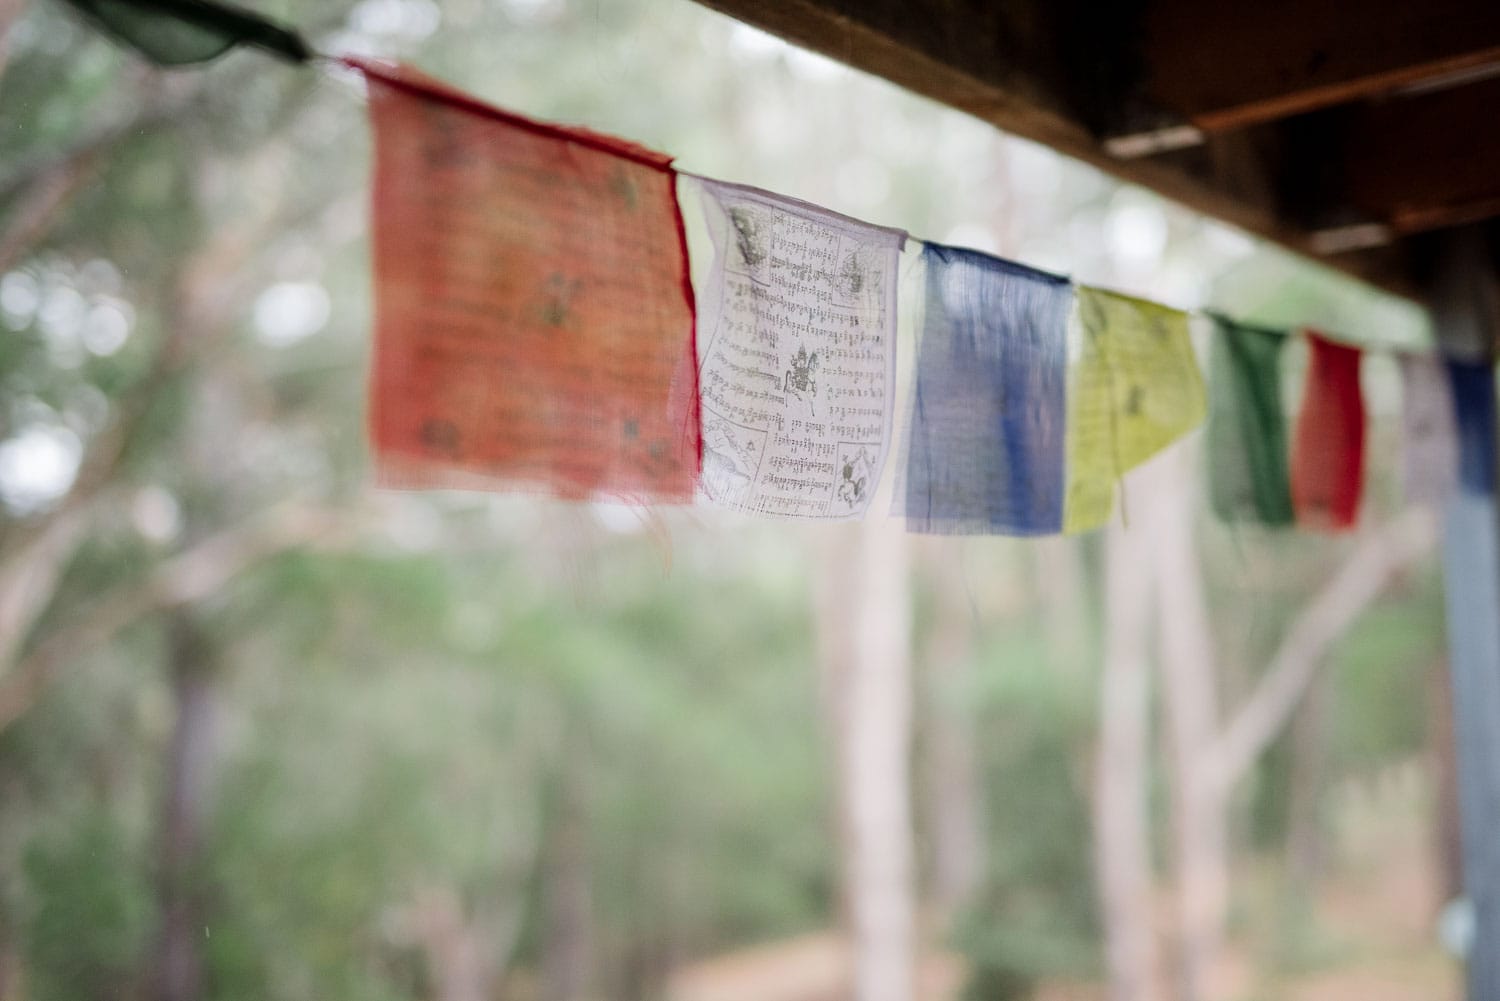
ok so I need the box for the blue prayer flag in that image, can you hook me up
[898,243,1072,535]
[1448,360,1497,496]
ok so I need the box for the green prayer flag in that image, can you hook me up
[1206,314,1294,525]
[62,0,310,66]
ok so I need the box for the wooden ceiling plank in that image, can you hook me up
[1139,0,1500,133]
[1322,78,1500,238]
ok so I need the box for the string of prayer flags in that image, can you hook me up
[352,58,702,502]
[331,57,1486,535]
[897,244,1071,535]
[1400,354,1461,506]
[1063,288,1206,532]
[1448,359,1498,497]
[63,0,311,65]
[1290,332,1367,531]
[692,176,904,519]
[1204,314,1294,525]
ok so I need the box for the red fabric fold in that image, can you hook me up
[351,58,700,502]
[1291,332,1366,531]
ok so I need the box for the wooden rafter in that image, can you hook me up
[1131,0,1500,134]
[1340,78,1500,236]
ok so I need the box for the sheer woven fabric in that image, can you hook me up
[897,243,1071,535]
[1205,314,1294,525]
[1064,287,1205,532]
[692,177,904,520]
[1449,360,1498,496]
[353,59,700,503]
[1291,332,1366,531]
[63,0,309,65]
[1400,353,1460,506]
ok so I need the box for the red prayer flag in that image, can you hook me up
[1291,331,1366,531]
[349,58,700,502]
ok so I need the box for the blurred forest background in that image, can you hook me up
[0,1,1466,1000]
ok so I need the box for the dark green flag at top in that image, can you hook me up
[61,0,310,65]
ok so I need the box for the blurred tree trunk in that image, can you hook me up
[146,312,250,1001]
[1094,517,1161,1001]
[0,926,21,1001]
[816,521,914,1001]
[0,0,25,43]
[1283,671,1332,896]
[542,740,595,1001]
[411,887,489,1001]
[1147,451,1228,1001]
[0,506,89,670]
[917,537,982,922]
[150,613,221,1001]
[0,0,29,97]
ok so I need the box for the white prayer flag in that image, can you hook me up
[1400,353,1459,506]
[690,177,905,519]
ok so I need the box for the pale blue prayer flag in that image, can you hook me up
[897,243,1072,535]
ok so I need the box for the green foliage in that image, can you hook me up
[1330,588,1443,768]
[956,624,1100,996]
[22,810,152,1001]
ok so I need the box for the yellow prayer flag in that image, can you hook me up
[1063,287,1206,532]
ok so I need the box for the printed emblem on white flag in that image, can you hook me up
[1400,354,1459,506]
[690,177,904,519]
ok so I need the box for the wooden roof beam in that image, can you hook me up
[1348,78,1500,237]
[1108,0,1500,156]
[1285,78,1500,251]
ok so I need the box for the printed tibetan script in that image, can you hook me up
[693,178,904,519]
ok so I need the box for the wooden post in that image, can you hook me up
[1430,227,1500,1000]
[1094,516,1161,1001]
